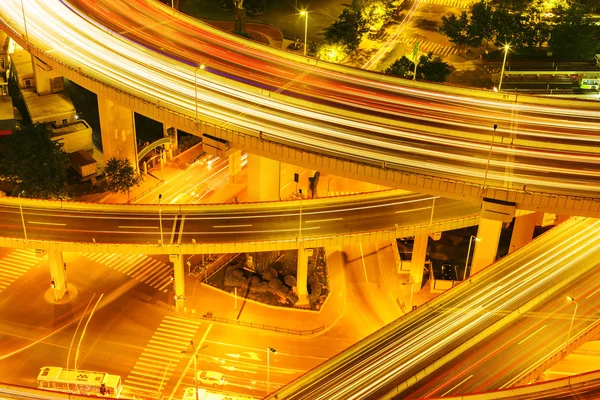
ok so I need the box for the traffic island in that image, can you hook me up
[43,283,79,304]
[205,249,329,310]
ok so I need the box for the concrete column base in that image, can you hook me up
[296,247,311,306]
[409,234,428,289]
[44,283,78,304]
[247,154,280,201]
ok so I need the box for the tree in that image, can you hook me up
[549,4,600,60]
[467,0,495,46]
[104,157,141,202]
[385,52,453,82]
[308,171,320,198]
[324,8,368,51]
[439,12,470,48]
[0,123,68,199]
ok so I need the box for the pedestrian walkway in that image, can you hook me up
[123,315,203,398]
[0,249,39,293]
[81,253,172,292]
[419,0,471,8]
[403,36,459,57]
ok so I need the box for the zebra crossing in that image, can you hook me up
[404,36,459,57]
[419,0,471,9]
[0,249,39,293]
[123,316,203,398]
[81,253,172,292]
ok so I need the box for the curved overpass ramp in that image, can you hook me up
[0,1,599,216]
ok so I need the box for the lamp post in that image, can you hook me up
[300,11,308,56]
[498,44,510,92]
[18,190,28,240]
[565,296,578,352]
[158,194,164,245]
[463,235,480,280]
[482,124,498,193]
[20,0,29,45]
[181,340,199,400]
[298,190,303,243]
[267,347,277,394]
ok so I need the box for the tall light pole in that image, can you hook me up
[181,340,199,400]
[482,124,498,193]
[463,235,480,280]
[20,0,29,45]
[158,194,164,245]
[298,190,303,243]
[18,190,28,241]
[267,347,277,394]
[498,44,510,92]
[565,296,578,352]
[300,11,308,56]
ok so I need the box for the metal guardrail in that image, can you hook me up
[199,314,324,335]
[129,180,165,203]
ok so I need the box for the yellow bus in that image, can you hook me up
[37,366,122,398]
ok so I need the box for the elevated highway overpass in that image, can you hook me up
[268,217,600,400]
[1,0,599,217]
[0,191,479,254]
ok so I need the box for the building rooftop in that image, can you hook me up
[69,150,96,167]
[22,90,75,123]
[50,120,90,137]
[0,95,14,121]
[10,50,33,78]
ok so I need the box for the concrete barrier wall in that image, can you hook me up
[1,18,599,217]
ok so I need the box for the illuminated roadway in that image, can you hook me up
[1,0,599,206]
[268,217,600,400]
[0,193,477,245]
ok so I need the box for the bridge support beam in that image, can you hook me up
[296,247,310,306]
[410,234,428,290]
[170,254,186,312]
[98,95,138,171]
[247,154,280,201]
[509,212,540,254]
[32,56,63,96]
[229,150,242,183]
[163,125,176,160]
[471,218,503,276]
[48,250,67,300]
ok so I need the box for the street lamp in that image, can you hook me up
[482,124,498,193]
[20,0,29,45]
[565,296,578,352]
[181,340,199,400]
[497,44,510,92]
[463,235,481,280]
[18,190,28,240]
[267,347,277,394]
[300,10,308,56]
[158,194,164,245]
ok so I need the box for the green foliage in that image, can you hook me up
[104,157,141,199]
[0,123,68,199]
[549,4,599,59]
[324,7,368,51]
[439,12,470,47]
[468,0,495,46]
[385,52,453,82]
[308,171,320,198]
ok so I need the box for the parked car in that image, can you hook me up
[196,370,225,387]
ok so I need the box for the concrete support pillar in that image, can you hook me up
[32,56,63,96]
[228,150,242,183]
[247,153,280,201]
[296,247,311,305]
[48,250,67,300]
[170,254,186,312]
[163,125,176,160]
[471,218,503,276]
[98,96,138,170]
[509,212,540,254]
[410,234,428,290]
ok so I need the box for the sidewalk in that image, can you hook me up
[182,247,346,336]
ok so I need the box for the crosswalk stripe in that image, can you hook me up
[80,253,172,292]
[123,316,201,396]
[0,250,39,294]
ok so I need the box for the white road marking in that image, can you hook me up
[442,374,473,397]
[28,221,66,226]
[518,325,547,345]
[213,224,252,228]
[395,206,432,214]
[118,226,158,229]
[305,218,343,223]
